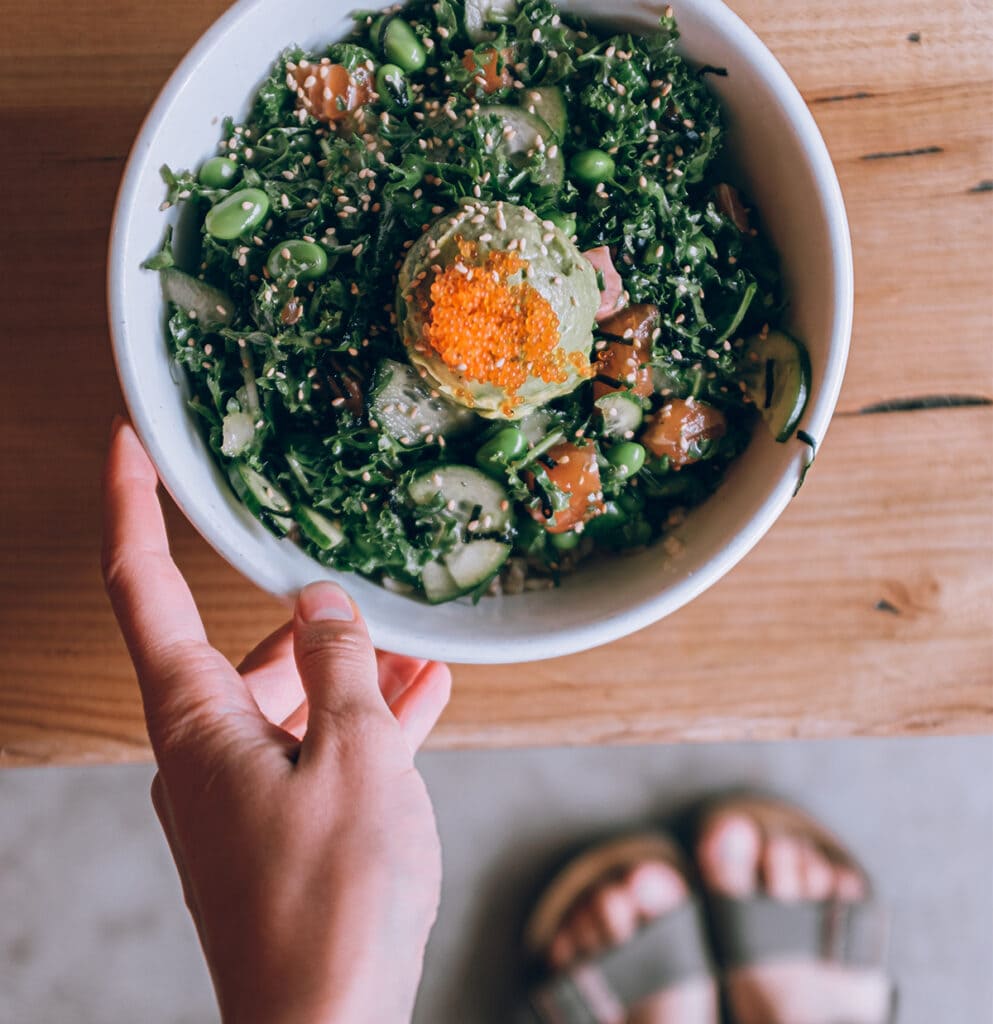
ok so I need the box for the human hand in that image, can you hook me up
[101,418,452,1024]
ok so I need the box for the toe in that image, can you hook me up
[697,812,762,897]
[762,835,805,902]
[587,880,639,947]
[543,855,690,974]
[547,929,576,971]
[568,904,603,959]
[625,860,688,919]
[835,866,868,902]
[797,840,836,901]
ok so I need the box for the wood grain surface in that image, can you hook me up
[1,0,991,765]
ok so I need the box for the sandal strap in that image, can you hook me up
[709,894,889,971]
[526,898,715,1023]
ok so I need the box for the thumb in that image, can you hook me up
[293,582,386,753]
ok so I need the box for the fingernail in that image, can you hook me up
[298,582,355,623]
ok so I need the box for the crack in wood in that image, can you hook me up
[861,145,943,161]
[844,395,992,415]
[875,599,901,615]
[811,90,874,104]
[968,180,993,193]
[55,154,122,164]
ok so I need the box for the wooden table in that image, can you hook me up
[1,1,991,766]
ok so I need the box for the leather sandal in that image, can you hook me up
[694,794,898,1024]
[521,834,716,1023]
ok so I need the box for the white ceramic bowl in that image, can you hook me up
[109,0,852,664]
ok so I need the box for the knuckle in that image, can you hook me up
[144,665,230,759]
[309,703,407,770]
[297,626,375,678]
[311,699,380,737]
[101,549,135,602]
[148,694,222,764]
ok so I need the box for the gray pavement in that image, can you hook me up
[1,736,990,1023]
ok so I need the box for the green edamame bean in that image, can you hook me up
[205,188,270,241]
[585,500,627,539]
[266,239,329,282]
[546,211,577,237]
[606,441,646,480]
[376,63,412,112]
[476,427,528,475]
[570,149,615,186]
[382,18,426,73]
[617,488,645,517]
[514,516,545,553]
[198,156,240,189]
[549,530,581,552]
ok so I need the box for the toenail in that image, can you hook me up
[720,818,757,858]
[629,863,683,913]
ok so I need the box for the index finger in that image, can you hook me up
[101,418,235,716]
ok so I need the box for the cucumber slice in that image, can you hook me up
[295,505,345,551]
[742,330,812,442]
[518,409,554,446]
[596,392,644,439]
[160,267,234,328]
[409,465,512,533]
[421,560,462,604]
[228,463,294,535]
[220,410,256,457]
[444,539,511,589]
[523,86,567,142]
[482,106,564,188]
[464,0,517,41]
[369,359,478,446]
[228,463,291,516]
[420,541,511,604]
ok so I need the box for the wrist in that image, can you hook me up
[213,873,430,1024]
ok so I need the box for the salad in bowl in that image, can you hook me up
[142,0,810,606]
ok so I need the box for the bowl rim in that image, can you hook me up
[107,0,853,664]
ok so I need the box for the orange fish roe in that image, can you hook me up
[419,241,567,397]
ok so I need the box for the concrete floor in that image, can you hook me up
[1,736,991,1023]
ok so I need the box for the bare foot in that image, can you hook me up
[545,858,719,1023]
[696,810,892,1024]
